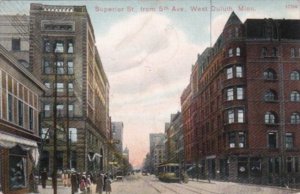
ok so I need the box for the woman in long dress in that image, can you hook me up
[104,174,112,194]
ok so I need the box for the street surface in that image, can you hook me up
[38,173,300,194]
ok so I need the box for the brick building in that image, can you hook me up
[0,45,45,194]
[29,4,110,173]
[181,12,300,186]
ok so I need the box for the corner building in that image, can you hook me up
[29,4,110,173]
[182,12,300,186]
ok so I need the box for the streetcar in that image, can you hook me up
[157,163,180,183]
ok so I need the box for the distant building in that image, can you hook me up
[149,133,165,173]
[123,146,129,162]
[181,12,300,186]
[0,45,45,194]
[0,15,30,70]
[165,112,184,164]
[112,122,123,154]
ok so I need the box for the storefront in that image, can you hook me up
[0,132,39,194]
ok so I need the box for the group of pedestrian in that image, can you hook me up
[95,172,112,194]
[40,169,112,194]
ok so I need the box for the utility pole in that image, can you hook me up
[52,53,58,194]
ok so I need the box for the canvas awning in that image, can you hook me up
[0,131,38,148]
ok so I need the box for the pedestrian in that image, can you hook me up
[40,169,48,189]
[79,175,87,194]
[71,172,78,194]
[96,173,104,194]
[86,175,92,194]
[67,170,71,187]
[103,173,107,192]
[104,174,112,194]
[61,170,67,187]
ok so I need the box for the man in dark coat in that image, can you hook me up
[96,173,104,194]
[71,172,78,194]
[40,169,48,189]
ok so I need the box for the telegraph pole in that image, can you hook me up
[52,53,58,194]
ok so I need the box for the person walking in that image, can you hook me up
[96,173,104,194]
[104,174,112,194]
[79,175,87,194]
[86,175,92,194]
[40,169,48,189]
[61,170,67,187]
[71,172,78,194]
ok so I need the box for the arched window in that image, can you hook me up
[290,91,300,102]
[290,71,300,80]
[236,47,241,56]
[291,48,295,57]
[291,112,300,124]
[263,69,276,80]
[265,112,276,124]
[264,90,277,101]
[261,47,267,57]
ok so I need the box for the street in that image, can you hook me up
[37,173,300,194]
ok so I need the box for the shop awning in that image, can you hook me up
[0,131,38,148]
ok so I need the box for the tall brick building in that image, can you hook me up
[181,12,300,186]
[29,4,110,173]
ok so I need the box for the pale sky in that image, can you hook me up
[1,0,299,168]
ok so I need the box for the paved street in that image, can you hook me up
[37,173,300,194]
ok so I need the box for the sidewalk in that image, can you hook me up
[36,184,97,194]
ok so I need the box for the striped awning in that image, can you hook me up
[0,131,38,148]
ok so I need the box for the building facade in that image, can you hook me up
[111,122,123,154]
[29,3,110,173]
[164,112,184,164]
[149,133,165,173]
[0,45,45,194]
[181,12,300,186]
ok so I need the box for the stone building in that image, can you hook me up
[149,133,165,173]
[181,12,300,186]
[0,45,45,194]
[111,122,123,154]
[29,3,110,173]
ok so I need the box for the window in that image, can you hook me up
[268,132,277,148]
[269,157,280,174]
[54,41,64,53]
[226,88,234,101]
[69,128,77,143]
[29,107,33,130]
[227,109,234,124]
[291,48,295,57]
[68,104,74,117]
[229,132,235,148]
[68,82,74,95]
[236,47,241,56]
[291,112,300,124]
[67,41,74,53]
[56,83,64,93]
[18,100,23,126]
[8,94,13,122]
[44,40,51,52]
[237,87,244,100]
[44,60,52,74]
[226,67,233,79]
[44,104,51,117]
[67,61,74,74]
[264,90,276,101]
[236,66,243,78]
[237,109,244,123]
[12,38,20,51]
[57,104,64,117]
[265,112,276,124]
[263,69,276,80]
[41,128,49,140]
[238,132,246,148]
[228,49,233,57]
[262,47,267,57]
[290,71,300,80]
[56,61,64,74]
[272,47,278,57]
[9,146,27,189]
[291,91,300,102]
[235,27,239,37]
[285,133,294,149]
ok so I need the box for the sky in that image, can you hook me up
[1,0,299,168]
